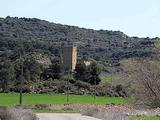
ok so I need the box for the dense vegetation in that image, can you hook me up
[0,16,158,72]
[0,58,127,97]
[0,16,160,102]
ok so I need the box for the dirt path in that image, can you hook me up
[37,113,101,120]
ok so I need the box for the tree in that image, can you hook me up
[88,62,101,85]
[24,68,31,82]
[0,50,13,61]
[153,38,160,60]
[121,59,160,108]
[23,57,43,81]
[0,61,15,92]
[74,62,101,85]
[14,57,43,85]
[42,59,63,80]
[74,62,88,81]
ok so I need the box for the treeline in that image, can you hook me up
[0,57,43,92]
[0,56,127,97]
[0,56,101,92]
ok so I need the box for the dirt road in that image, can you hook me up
[37,113,101,120]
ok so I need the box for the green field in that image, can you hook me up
[0,93,128,106]
[136,116,160,120]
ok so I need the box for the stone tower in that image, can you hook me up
[61,46,77,71]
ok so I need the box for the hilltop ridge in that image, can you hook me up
[0,16,157,71]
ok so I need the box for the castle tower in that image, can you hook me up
[62,46,77,71]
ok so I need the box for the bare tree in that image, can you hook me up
[120,59,160,107]
[153,38,160,60]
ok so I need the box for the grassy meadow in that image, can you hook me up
[0,93,128,106]
[136,116,160,120]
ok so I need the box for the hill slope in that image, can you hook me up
[0,16,157,69]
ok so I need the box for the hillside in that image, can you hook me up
[0,16,157,71]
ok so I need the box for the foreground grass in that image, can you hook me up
[136,116,160,120]
[0,93,128,106]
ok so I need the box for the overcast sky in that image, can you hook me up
[0,0,160,38]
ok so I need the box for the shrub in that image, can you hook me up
[81,107,133,120]
[35,104,48,110]
[74,81,91,90]
[0,106,38,120]
[102,110,132,120]
[94,83,128,97]
[80,107,100,118]
[151,98,160,108]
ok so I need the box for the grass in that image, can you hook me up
[100,75,112,81]
[0,93,128,106]
[135,116,160,120]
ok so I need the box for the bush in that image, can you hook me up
[80,107,100,118]
[81,107,133,120]
[75,81,90,89]
[0,106,38,120]
[35,104,48,110]
[151,98,160,108]
[11,85,32,93]
[102,110,132,120]
[94,83,128,97]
